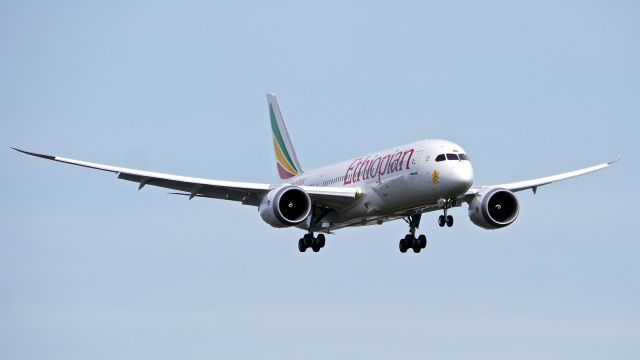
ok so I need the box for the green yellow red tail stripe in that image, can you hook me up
[267,94,304,179]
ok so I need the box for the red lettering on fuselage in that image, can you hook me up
[344,158,361,185]
[343,148,415,185]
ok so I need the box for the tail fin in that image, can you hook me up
[267,94,304,179]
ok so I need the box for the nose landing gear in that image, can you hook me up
[437,198,454,227]
[438,214,453,227]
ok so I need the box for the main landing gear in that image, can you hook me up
[399,214,427,253]
[298,233,326,252]
[399,233,427,253]
[298,206,330,253]
[437,199,454,227]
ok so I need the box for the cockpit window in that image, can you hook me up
[446,153,459,160]
[435,154,446,162]
[459,154,468,160]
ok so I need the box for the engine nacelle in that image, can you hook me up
[259,185,312,228]
[468,187,520,229]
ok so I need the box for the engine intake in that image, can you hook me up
[468,188,519,229]
[259,185,312,228]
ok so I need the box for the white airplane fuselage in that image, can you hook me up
[286,139,473,231]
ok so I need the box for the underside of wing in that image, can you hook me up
[13,147,273,205]
[13,148,361,209]
[465,157,620,198]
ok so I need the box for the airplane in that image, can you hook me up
[13,94,619,254]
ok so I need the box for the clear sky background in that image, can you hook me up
[1,1,638,359]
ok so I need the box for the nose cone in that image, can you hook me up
[450,161,474,194]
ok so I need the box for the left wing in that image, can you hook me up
[12,148,360,208]
[464,156,620,198]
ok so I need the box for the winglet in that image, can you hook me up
[11,147,56,160]
[607,155,622,166]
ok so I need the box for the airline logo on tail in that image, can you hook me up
[267,94,304,179]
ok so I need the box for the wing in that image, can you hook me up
[465,156,620,198]
[12,148,360,208]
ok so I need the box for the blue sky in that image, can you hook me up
[1,0,638,359]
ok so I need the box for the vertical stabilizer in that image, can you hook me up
[267,94,304,179]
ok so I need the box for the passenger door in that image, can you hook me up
[409,150,423,175]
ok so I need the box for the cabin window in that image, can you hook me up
[446,153,459,160]
[459,154,468,160]
[435,154,446,162]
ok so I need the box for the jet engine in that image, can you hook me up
[468,187,520,229]
[259,185,312,228]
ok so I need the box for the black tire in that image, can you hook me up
[312,245,320,252]
[317,234,326,248]
[438,215,445,227]
[298,238,306,252]
[418,234,427,248]
[303,233,313,247]
[412,246,421,253]
[399,239,408,253]
[446,215,454,227]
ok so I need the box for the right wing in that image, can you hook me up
[12,148,360,208]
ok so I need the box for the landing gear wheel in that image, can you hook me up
[300,233,326,253]
[406,234,422,253]
[399,239,408,253]
[418,234,427,248]
[412,235,420,248]
[438,215,446,227]
[303,233,313,247]
[316,234,326,248]
[405,234,414,247]
[446,215,454,227]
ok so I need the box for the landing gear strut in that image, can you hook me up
[399,214,427,253]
